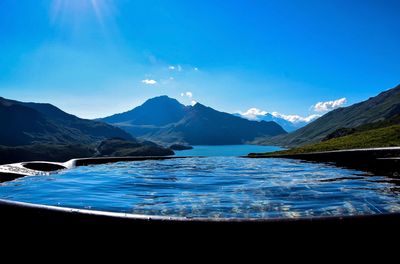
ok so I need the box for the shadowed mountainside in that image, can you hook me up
[0,97,133,146]
[255,84,400,147]
[0,97,173,164]
[150,102,287,145]
[101,96,188,127]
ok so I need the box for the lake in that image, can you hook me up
[0,155,399,219]
[174,144,283,157]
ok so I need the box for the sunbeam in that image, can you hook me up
[50,0,112,28]
[90,0,104,26]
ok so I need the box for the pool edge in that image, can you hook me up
[1,198,400,225]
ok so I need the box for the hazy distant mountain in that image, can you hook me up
[234,112,314,132]
[257,113,296,132]
[260,113,312,132]
[100,96,287,145]
[255,84,400,147]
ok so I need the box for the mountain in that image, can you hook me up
[256,113,314,132]
[257,113,298,132]
[102,96,187,126]
[0,97,173,164]
[255,84,400,147]
[100,96,287,145]
[152,103,287,145]
[0,97,133,146]
[100,96,188,138]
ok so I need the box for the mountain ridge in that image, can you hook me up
[101,95,188,126]
[0,97,173,164]
[0,96,133,146]
[100,96,287,145]
[255,84,400,147]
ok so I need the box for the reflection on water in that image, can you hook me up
[0,157,399,219]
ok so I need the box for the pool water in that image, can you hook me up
[0,157,399,219]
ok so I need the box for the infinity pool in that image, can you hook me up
[0,157,399,219]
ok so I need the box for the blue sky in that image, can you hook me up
[0,0,399,119]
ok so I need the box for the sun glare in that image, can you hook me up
[50,0,111,26]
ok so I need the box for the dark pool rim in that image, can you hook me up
[1,198,400,224]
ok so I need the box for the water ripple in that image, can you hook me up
[0,157,399,219]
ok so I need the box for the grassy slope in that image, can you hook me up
[253,124,400,156]
[254,84,400,147]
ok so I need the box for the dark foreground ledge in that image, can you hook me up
[1,153,399,236]
[1,199,399,230]
[248,147,400,177]
[0,202,399,244]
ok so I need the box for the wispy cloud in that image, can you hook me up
[141,79,157,85]
[180,91,196,105]
[168,65,182,71]
[168,64,200,72]
[313,98,347,112]
[181,91,193,98]
[160,76,175,85]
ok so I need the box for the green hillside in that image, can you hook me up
[255,84,400,147]
[252,124,400,156]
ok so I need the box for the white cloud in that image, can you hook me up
[313,97,347,112]
[239,108,268,120]
[141,79,157,85]
[237,97,346,125]
[271,112,320,123]
[168,66,175,70]
[194,67,199,71]
[237,108,320,124]
[191,100,197,106]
